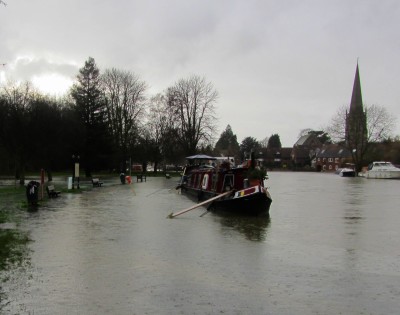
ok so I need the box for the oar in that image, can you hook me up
[167,190,232,219]
[146,188,164,197]
[199,209,210,217]
[199,200,216,217]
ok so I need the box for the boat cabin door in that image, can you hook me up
[222,174,234,191]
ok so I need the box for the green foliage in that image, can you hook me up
[0,230,31,270]
[240,137,261,160]
[214,125,240,158]
[70,57,111,175]
[246,167,267,180]
[267,134,282,149]
[70,57,105,126]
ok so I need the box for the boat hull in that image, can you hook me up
[340,169,356,177]
[366,161,400,179]
[180,185,272,216]
[366,171,400,179]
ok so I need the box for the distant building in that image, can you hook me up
[291,133,322,167]
[315,144,352,172]
[345,63,367,160]
[263,147,292,169]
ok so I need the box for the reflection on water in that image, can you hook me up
[342,178,366,234]
[213,212,271,241]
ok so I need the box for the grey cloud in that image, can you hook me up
[1,0,400,145]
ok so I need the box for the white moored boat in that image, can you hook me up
[366,161,400,179]
[339,168,356,177]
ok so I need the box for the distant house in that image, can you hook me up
[132,164,143,172]
[315,144,352,172]
[263,148,292,169]
[291,134,322,167]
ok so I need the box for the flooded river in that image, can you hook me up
[1,172,400,314]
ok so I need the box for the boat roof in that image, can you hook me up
[186,154,217,160]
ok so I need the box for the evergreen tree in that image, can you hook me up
[267,134,282,149]
[240,137,261,161]
[214,125,240,158]
[70,57,108,176]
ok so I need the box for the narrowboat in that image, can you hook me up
[176,154,272,215]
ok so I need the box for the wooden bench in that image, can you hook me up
[46,185,61,198]
[92,178,103,187]
[136,174,146,182]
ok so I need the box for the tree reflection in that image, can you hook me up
[216,213,271,241]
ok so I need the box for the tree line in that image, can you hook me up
[0,57,220,183]
[1,57,398,183]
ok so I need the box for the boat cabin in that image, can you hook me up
[183,162,247,194]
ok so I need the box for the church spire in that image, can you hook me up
[349,62,363,113]
[345,62,367,149]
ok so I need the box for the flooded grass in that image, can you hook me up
[0,229,31,270]
[0,226,32,311]
[0,184,33,311]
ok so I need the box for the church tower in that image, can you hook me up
[345,63,367,148]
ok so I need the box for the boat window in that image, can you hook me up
[201,174,209,190]
[212,174,217,191]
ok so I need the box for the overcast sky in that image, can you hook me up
[1,0,399,147]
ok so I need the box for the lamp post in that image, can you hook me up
[72,154,80,189]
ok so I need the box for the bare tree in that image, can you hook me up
[259,136,269,148]
[326,104,396,170]
[327,104,396,142]
[101,68,147,170]
[366,104,396,141]
[139,94,176,171]
[166,75,218,156]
